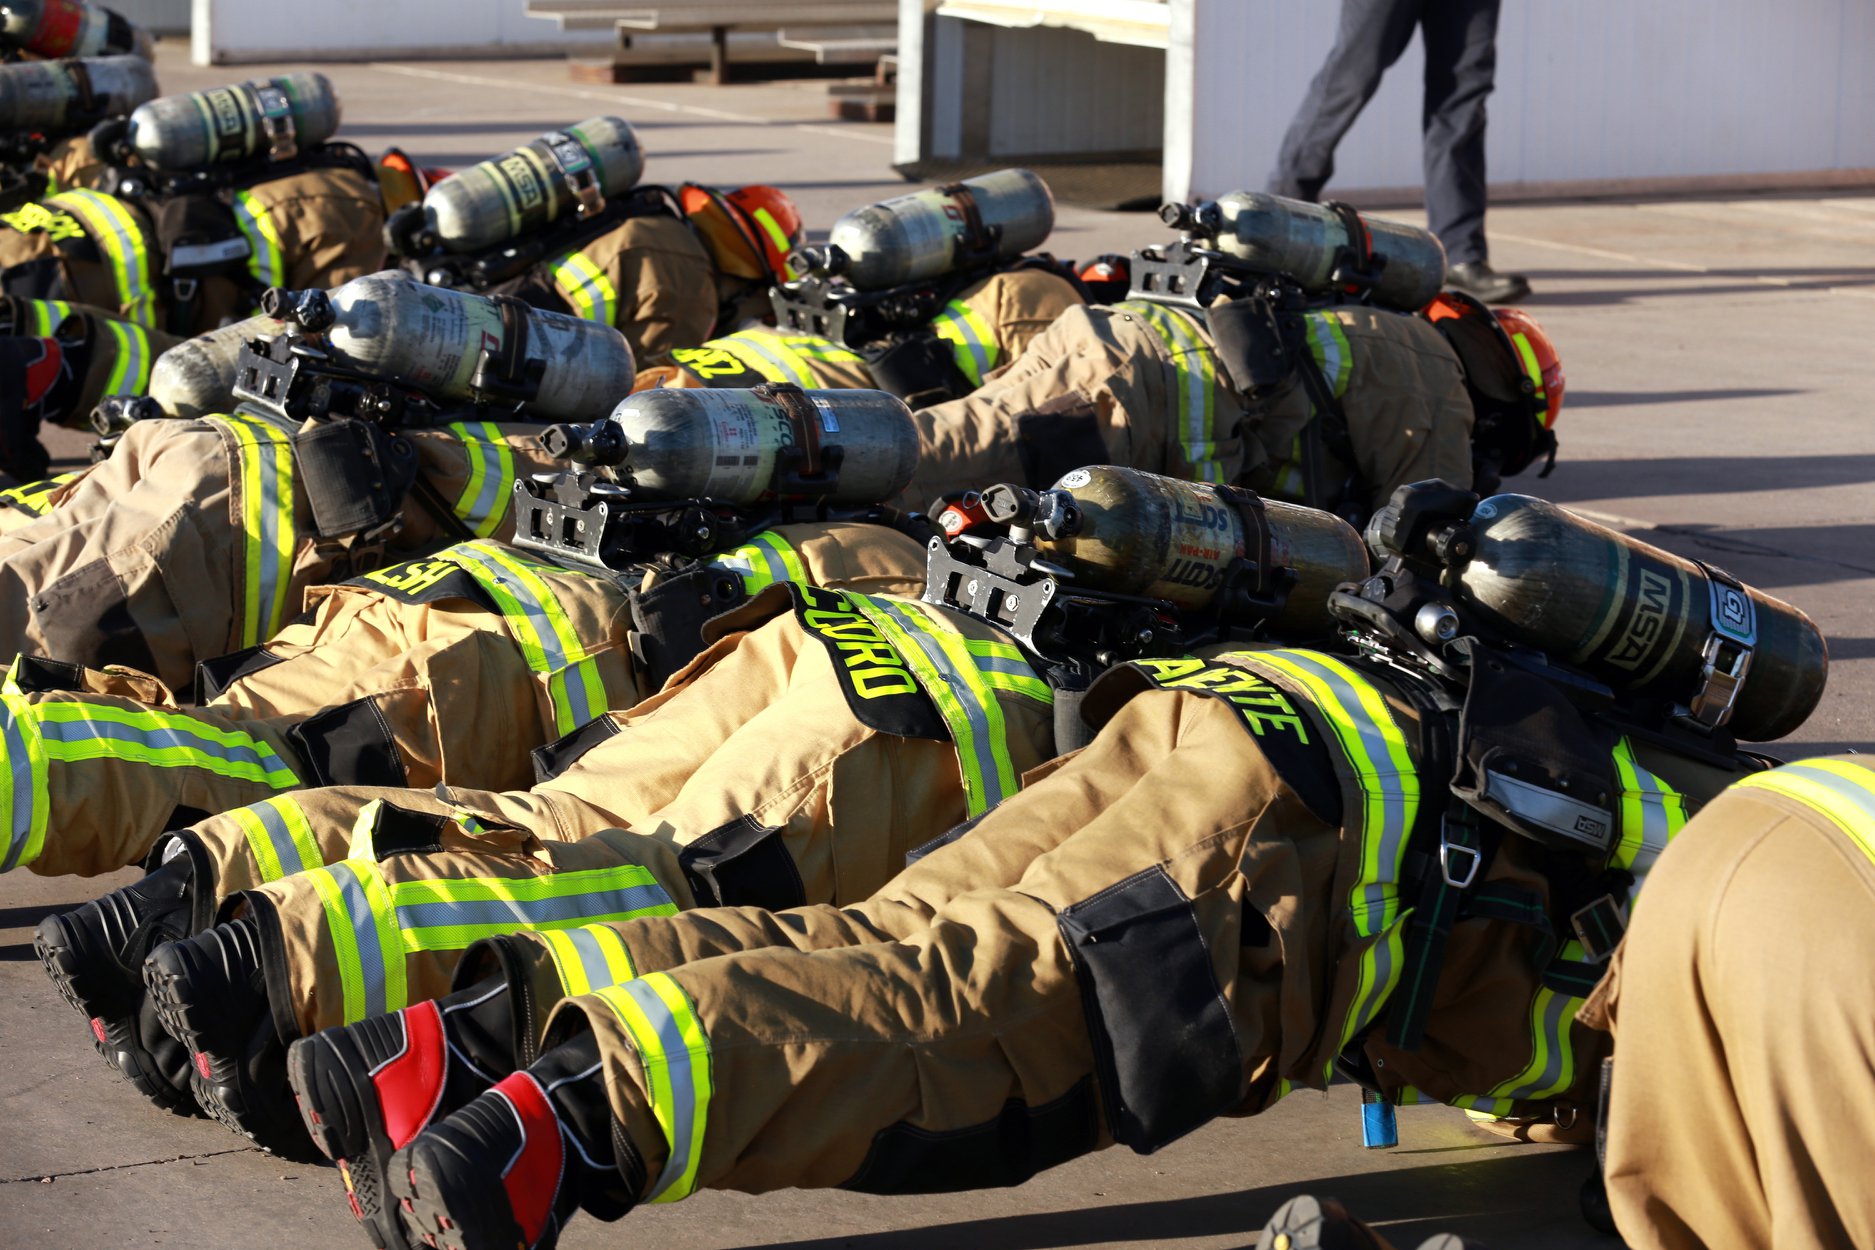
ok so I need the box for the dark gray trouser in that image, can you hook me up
[1267,0,1501,266]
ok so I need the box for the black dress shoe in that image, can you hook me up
[1446,261,1532,304]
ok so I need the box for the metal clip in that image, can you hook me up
[249,83,298,163]
[1439,837,1481,889]
[544,131,605,218]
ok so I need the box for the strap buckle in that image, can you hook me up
[1439,835,1481,889]
[544,130,605,218]
[1686,563,1756,730]
[248,82,298,163]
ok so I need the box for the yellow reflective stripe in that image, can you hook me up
[750,206,793,260]
[1301,312,1354,398]
[100,317,153,395]
[231,189,284,291]
[1234,649,1417,1051]
[1736,758,1875,866]
[929,298,998,388]
[0,469,80,516]
[1487,938,1587,1103]
[1610,737,1688,890]
[1122,300,1223,484]
[1510,331,1548,419]
[594,972,713,1202]
[306,858,406,1022]
[31,701,298,786]
[706,530,811,595]
[439,540,606,735]
[232,795,323,883]
[543,924,639,997]
[22,298,72,335]
[444,421,516,539]
[549,249,618,327]
[853,596,1028,816]
[0,692,51,873]
[208,414,297,648]
[719,330,815,388]
[963,637,1052,703]
[47,190,153,328]
[390,865,676,952]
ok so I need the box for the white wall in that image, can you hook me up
[1169,0,1875,202]
[192,0,610,64]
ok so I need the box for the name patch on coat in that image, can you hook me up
[790,583,948,742]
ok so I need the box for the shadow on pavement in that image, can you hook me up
[747,1149,1607,1250]
[1562,388,1802,410]
[1536,453,1875,499]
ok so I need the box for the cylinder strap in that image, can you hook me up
[936,182,992,261]
[754,381,824,480]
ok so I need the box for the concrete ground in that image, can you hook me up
[4,43,1873,1250]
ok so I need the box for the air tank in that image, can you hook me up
[312,274,634,421]
[1033,465,1369,637]
[1173,191,1448,312]
[551,387,919,505]
[1450,494,1827,741]
[0,54,150,132]
[423,116,644,254]
[1,0,148,60]
[124,72,340,172]
[812,168,1055,290]
[146,313,283,418]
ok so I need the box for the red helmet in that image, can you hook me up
[1493,306,1564,430]
[680,183,805,282]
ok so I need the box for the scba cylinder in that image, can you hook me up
[559,387,920,505]
[815,168,1055,290]
[310,274,635,421]
[1179,191,1448,312]
[0,55,153,132]
[125,72,340,172]
[423,116,644,254]
[1,0,148,60]
[1452,493,1827,741]
[1035,465,1369,636]
[146,313,284,418]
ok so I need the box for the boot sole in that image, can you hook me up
[144,942,320,1161]
[34,913,192,1112]
[393,1135,537,1250]
[289,1030,411,1250]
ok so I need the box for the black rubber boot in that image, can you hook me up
[288,975,521,1250]
[390,1033,641,1250]
[33,854,197,1111]
[1445,261,1532,305]
[144,915,318,1161]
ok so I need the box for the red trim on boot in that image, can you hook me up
[490,1072,565,1249]
[21,339,61,407]
[374,1000,448,1150]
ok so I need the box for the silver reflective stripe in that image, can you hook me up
[395,883,672,932]
[972,653,1033,678]
[564,927,629,991]
[1782,760,1875,826]
[329,862,391,1020]
[255,801,309,877]
[36,715,290,774]
[618,977,702,1200]
[448,545,571,671]
[0,706,35,873]
[1499,987,1573,1100]
[461,439,506,532]
[871,599,1004,805]
[249,423,291,644]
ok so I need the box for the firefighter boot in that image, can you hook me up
[1257,1195,1400,1250]
[288,972,525,1250]
[390,1032,637,1250]
[33,855,197,1110]
[144,916,319,1161]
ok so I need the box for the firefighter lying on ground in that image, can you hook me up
[264,484,1818,1250]
[35,468,1368,1250]
[899,191,1562,526]
[0,384,944,882]
[0,279,630,693]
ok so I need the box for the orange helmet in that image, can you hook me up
[680,183,805,282]
[1422,291,1563,482]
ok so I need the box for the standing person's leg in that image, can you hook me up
[1421,0,1529,299]
[1268,0,1422,201]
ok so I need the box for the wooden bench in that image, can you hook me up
[526,0,897,84]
